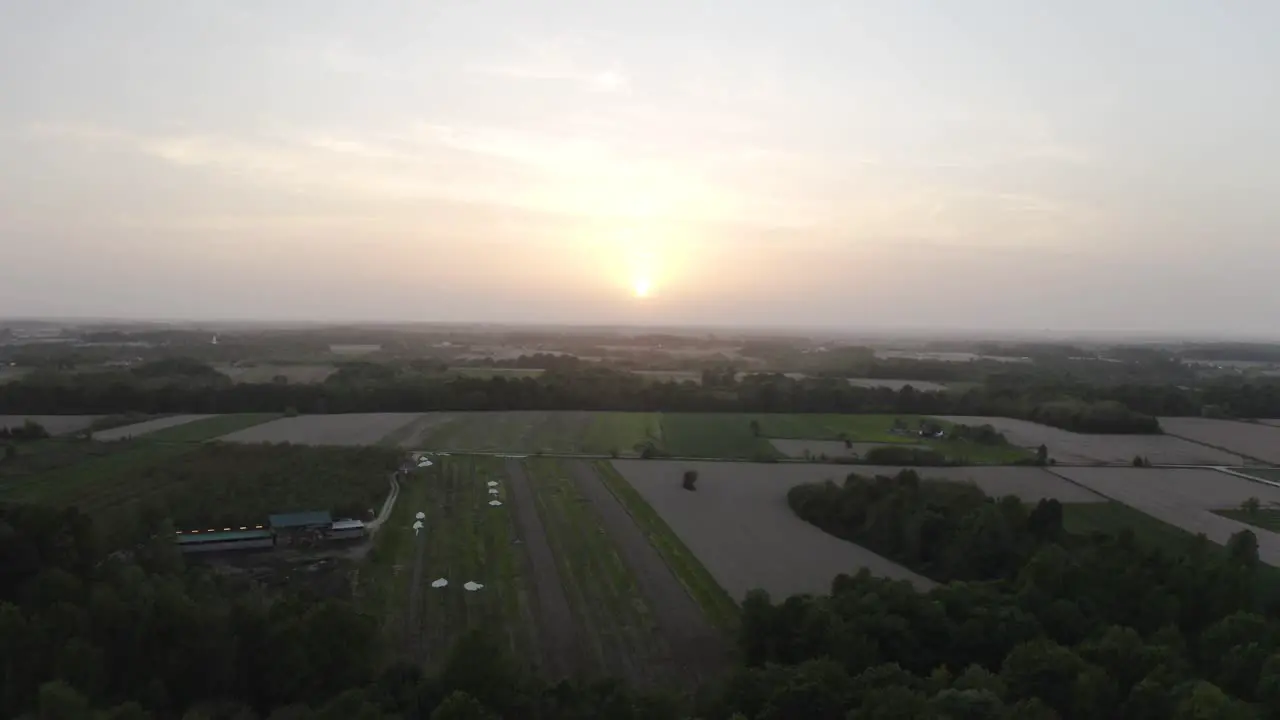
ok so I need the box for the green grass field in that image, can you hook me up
[417,411,660,456]
[1062,502,1207,549]
[592,460,739,632]
[143,413,280,442]
[1213,508,1280,533]
[524,458,672,683]
[749,413,947,443]
[1230,467,1280,483]
[929,439,1034,464]
[659,414,779,459]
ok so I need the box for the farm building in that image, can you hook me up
[270,510,333,547]
[176,529,275,554]
[328,519,367,541]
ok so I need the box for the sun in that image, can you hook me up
[632,277,652,298]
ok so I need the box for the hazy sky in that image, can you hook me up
[3,1,1278,334]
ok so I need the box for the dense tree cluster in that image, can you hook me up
[767,469,1280,718]
[788,470,1066,581]
[0,419,49,441]
[0,362,1206,434]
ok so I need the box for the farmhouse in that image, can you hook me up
[328,519,367,541]
[176,528,275,554]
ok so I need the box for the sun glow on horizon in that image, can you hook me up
[632,277,652,298]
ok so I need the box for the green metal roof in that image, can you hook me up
[268,511,333,529]
[176,529,273,544]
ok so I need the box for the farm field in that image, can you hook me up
[1158,417,1280,464]
[1214,509,1280,533]
[0,366,32,384]
[658,414,777,459]
[214,363,337,384]
[1061,501,1235,551]
[1233,467,1280,484]
[0,414,100,435]
[218,413,422,446]
[142,413,280,442]
[92,414,211,441]
[418,411,661,456]
[751,413,931,443]
[590,460,739,633]
[524,458,710,686]
[610,460,934,599]
[767,438,1032,464]
[1049,467,1280,565]
[934,415,1245,465]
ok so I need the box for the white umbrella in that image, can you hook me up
[463,581,484,592]
[415,511,425,520]
[488,488,499,495]
[488,500,503,507]
[431,578,448,588]
[486,481,498,487]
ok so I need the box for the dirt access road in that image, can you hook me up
[504,458,583,679]
[565,460,728,684]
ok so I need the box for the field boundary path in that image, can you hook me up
[504,458,583,679]
[565,460,729,683]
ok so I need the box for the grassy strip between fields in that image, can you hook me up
[1213,508,1280,533]
[143,413,281,442]
[591,460,740,633]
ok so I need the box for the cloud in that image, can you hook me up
[470,40,628,93]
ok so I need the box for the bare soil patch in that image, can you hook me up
[0,415,100,436]
[565,461,727,685]
[1050,467,1280,565]
[1158,417,1280,464]
[503,459,583,679]
[934,415,1243,465]
[218,413,422,446]
[93,415,211,441]
[610,460,934,600]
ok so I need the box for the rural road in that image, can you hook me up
[405,502,428,656]
[504,458,583,679]
[566,460,729,685]
[366,472,401,532]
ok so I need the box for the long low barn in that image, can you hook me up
[176,529,275,554]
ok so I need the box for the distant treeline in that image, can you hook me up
[9,359,1280,432]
